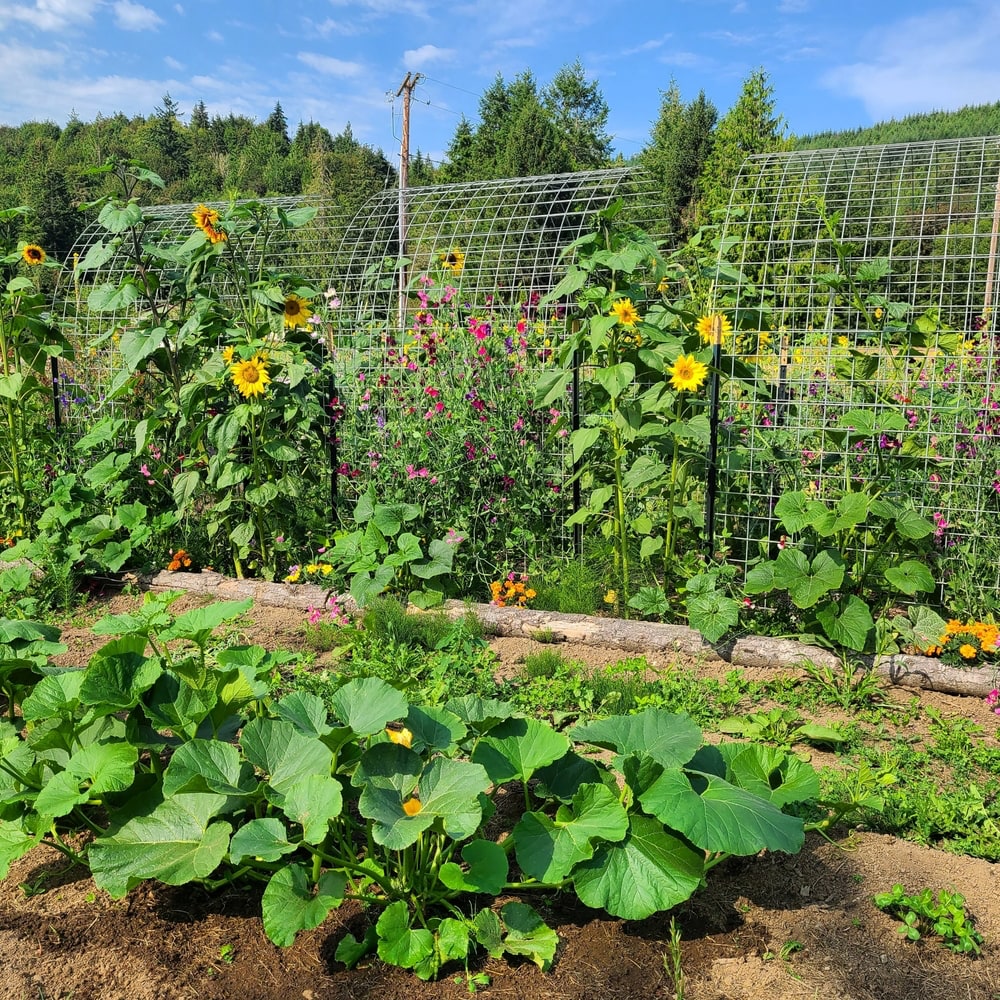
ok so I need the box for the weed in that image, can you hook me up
[873,884,984,955]
[663,916,684,1000]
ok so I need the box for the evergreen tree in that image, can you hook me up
[697,68,787,223]
[265,101,290,154]
[542,59,612,169]
[440,116,476,182]
[495,97,572,178]
[150,92,189,182]
[190,100,210,131]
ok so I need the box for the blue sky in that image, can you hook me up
[1,0,999,168]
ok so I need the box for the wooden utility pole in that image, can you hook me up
[396,72,421,327]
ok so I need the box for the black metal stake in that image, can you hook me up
[50,356,61,430]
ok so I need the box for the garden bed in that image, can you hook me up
[3,590,998,1000]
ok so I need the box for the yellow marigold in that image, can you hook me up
[21,244,45,265]
[695,313,732,346]
[386,724,413,748]
[610,298,640,327]
[668,354,708,393]
[283,293,313,330]
[959,643,977,660]
[603,590,617,605]
[440,249,464,274]
[230,354,271,398]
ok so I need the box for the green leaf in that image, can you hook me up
[472,717,570,784]
[814,594,874,651]
[499,901,558,971]
[571,709,702,769]
[371,501,420,536]
[639,767,805,855]
[334,927,378,968]
[772,548,844,609]
[330,676,408,736]
[443,695,516,735]
[274,691,332,738]
[884,560,935,595]
[0,821,36,879]
[715,743,821,808]
[360,755,490,849]
[20,670,85,722]
[410,537,455,580]
[594,362,636,400]
[533,750,603,803]
[533,368,572,407]
[573,813,704,920]
[890,508,934,540]
[228,817,297,864]
[161,600,253,642]
[438,839,508,895]
[240,718,333,800]
[811,493,870,536]
[376,900,434,970]
[34,772,89,819]
[261,864,346,947]
[98,200,143,233]
[162,739,256,798]
[405,704,466,753]
[514,782,628,882]
[279,774,343,843]
[80,642,162,712]
[90,793,233,898]
[773,491,823,533]
[570,426,602,464]
[686,590,741,643]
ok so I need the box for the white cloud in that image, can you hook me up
[778,0,809,12]
[164,55,184,70]
[623,36,672,56]
[327,0,429,15]
[403,44,455,69]
[823,3,1000,121]
[314,17,361,37]
[174,3,184,12]
[113,1,163,32]
[0,0,101,32]
[298,52,364,77]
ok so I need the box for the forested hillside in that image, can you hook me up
[2,65,997,258]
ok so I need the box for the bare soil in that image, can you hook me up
[2,593,998,1000]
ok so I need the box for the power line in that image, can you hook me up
[418,74,483,100]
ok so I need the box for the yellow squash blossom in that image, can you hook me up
[402,796,422,816]
[386,724,414,749]
[439,249,464,274]
[283,293,313,330]
[610,298,640,327]
[696,313,732,346]
[668,354,709,393]
[230,355,271,398]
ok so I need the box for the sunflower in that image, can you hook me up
[222,346,235,363]
[668,354,709,393]
[192,204,220,231]
[610,298,640,327]
[21,244,45,266]
[230,354,271,398]
[696,313,733,346]
[439,248,465,274]
[283,293,313,330]
[203,224,227,244]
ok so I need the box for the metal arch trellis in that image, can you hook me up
[53,169,669,572]
[713,136,1000,598]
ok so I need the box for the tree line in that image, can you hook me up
[3,60,997,258]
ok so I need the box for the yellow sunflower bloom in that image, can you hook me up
[610,298,640,327]
[696,313,733,346]
[192,204,220,231]
[283,293,313,330]
[439,249,465,274]
[230,355,271,398]
[21,244,45,265]
[222,346,235,363]
[668,354,709,393]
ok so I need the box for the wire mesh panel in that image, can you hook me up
[54,170,668,584]
[715,137,1000,600]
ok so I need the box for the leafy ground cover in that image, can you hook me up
[1,592,998,1000]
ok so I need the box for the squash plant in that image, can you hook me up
[0,593,842,979]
